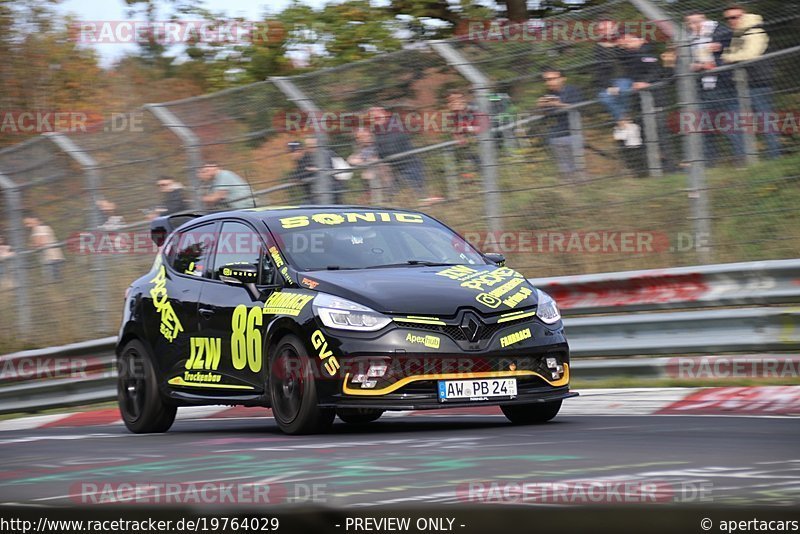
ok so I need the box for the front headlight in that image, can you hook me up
[536,289,561,324]
[313,293,392,331]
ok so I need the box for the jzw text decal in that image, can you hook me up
[149,263,184,342]
[185,337,222,370]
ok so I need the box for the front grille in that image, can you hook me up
[398,313,533,342]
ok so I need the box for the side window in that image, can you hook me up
[212,221,274,285]
[168,223,217,277]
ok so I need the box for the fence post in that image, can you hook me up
[270,77,333,205]
[734,68,759,166]
[629,0,711,263]
[144,104,204,210]
[0,172,32,338]
[45,133,110,335]
[566,108,587,180]
[430,41,501,250]
[639,89,663,178]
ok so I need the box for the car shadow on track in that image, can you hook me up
[160,416,574,436]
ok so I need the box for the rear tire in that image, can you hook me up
[501,400,562,425]
[269,334,335,435]
[117,339,177,433]
[337,408,384,425]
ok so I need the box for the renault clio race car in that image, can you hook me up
[116,206,575,434]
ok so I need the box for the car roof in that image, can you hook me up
[202,205,426,223]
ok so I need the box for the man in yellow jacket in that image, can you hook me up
[717,5,781,158]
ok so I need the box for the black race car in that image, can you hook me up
[116,206,575,434]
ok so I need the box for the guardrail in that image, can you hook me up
[1,259,798,414]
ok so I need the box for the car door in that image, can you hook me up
[196,219,280,392]
[144,221,218,382]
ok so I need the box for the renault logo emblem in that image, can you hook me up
[460,312,482,342]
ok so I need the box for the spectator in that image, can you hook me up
[614,33,661,147]
[96,199,125,231]
[347,127,391,204]
[0,236,15,291]
[719,4,780,158]
[23,216,65,282]
[537,67,584,178]
[685,11,743,164]
[287,137,347,204]
[288,138,318,204]
[152,176,189,217]
[593,20,630,138]
[199,163,253,210]
[446,90,481,181]
[368,106,441,205]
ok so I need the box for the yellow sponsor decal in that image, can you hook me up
[503,286,533,308]
[168,374,255,390]
[393,316,447,326]
[269,246,285,268]
[231,305,263,373]
[311,329,340,376]
[185,337,222,370]
[436,265,478,281]
[406,333,441,349]
[262,291,314,316]
[499,327,532,348]
[437,265,532,310]
[497,310,537,323]
[149,264,184,342]
[280,266,292,284]
[279,212,424,229]
[462,268,521,291]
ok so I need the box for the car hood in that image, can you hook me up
[298,264,538,316]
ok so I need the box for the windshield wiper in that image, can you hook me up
[364,261,459,269]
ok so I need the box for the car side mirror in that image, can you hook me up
[484,252,506,266]
[219,263,262,300]
[219,263,259,285]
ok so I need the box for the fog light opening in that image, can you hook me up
[545,357,564,380]
[367,364,388,378]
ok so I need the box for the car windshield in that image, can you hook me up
[268,211,486,271]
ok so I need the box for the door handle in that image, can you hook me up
[199,308,214,319]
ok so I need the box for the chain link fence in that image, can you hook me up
[1,0,799,350]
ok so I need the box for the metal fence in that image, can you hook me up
[1,258,797,415]
[1,0,799,349]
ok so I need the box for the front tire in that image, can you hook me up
[501,400,562,425]
[337,408,384,425]
[117,339,177,433]
[269,334,335,435]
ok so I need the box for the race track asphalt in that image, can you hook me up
[0,412,797,508]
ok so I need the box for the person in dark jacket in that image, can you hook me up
[148,177,189,219]
[537,67,584,178]
[593,20,629,134]
[368,106,439,205]
[685,11,743,164]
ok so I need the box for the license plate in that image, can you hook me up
[438,378,517,402]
